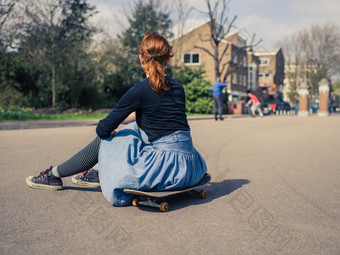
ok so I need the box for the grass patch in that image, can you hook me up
[0,107,207,121]
[0,108,107,121]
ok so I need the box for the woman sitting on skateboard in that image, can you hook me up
[26,32,207,206]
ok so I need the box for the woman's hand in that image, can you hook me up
[109,112,135,138]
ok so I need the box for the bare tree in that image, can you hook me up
[194,0,261,81]
[172,0,193,64]
[0,0,15,29]
[308,23,340,97]
[23,0,64,106]
[221,32,261,83]
[279,22,340,99]
[0,0,26,51]
[22,0,96,107]
[278,33,305,102]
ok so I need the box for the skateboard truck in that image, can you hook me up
[125,173,211,212]
[132,197,169,212]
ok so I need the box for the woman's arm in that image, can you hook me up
[122,112,136,124]
[96,86,140,138]
[109,112,136,137]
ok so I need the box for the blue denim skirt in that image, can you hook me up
[98,122,207,206]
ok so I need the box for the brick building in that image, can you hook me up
[253,48,284,98]
[247,48,261,97]
[171,21,251,101]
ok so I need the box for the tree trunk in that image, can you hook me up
[51,62,55,107]
[214,42,220,80]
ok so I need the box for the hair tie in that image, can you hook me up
[150,56,155,60]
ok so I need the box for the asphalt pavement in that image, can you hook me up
[0,115,339,255]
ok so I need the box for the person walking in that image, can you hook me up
[26,32,207,206]
[212,77,227,121]
[245,90,263,117]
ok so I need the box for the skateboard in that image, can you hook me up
[123,173,211,212]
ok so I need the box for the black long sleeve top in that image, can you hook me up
[96,76,190,142]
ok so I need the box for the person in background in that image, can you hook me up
[211,77,227,121]
[245,90,263,117]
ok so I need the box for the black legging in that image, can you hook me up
[57,136,100,177]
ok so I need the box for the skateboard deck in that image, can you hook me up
[123,173,211,212]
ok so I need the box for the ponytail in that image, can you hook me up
[139,32,174,95]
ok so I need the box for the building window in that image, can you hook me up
[192,53,199,63]
[183,54,191,63]
[233,54,238,64]
[183,53,200,65]
[232,73,237,84]
[248,63,257,90]
[243,75,246,86]
[260,57,269,66]
[243,56,247,67]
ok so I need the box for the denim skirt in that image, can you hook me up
[98,122,207,206]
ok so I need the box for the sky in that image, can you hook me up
[88,0,340,50]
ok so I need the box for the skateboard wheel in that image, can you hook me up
[159,202,169,212]
[132,198,139,207]
[199,190,207,199]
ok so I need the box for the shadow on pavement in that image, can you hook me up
[62,186,102,192]
[208,179,250,200]
[135,179,250,213]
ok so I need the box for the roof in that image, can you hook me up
[254,48,281,56]
[171,20,247,47]
[171,19,209,40]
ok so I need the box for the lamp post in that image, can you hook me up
[305,58,318,114]
[306,58,318,98]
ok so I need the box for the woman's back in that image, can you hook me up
[135,76,189,141]
[96,76,189,142]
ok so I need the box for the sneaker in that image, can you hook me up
[26,166,63,190]
[219,117,224,121]
[71,169,100,188]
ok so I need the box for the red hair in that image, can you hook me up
[139,32,174,95]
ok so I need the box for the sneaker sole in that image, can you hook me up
[71,176,100,188]
[26,176,63,190]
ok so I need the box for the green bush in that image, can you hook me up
[0,78,25,108]
[183,77,213,114]
[186,97,213,114]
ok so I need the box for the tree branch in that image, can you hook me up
[216,0,228,37]
[218,43,229,63]
[0,1,16,28]
[220,15,237,39]
[198,33,211,42]
[220,60,232,76]
[206,0,217,41]
[193,45,214,58]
